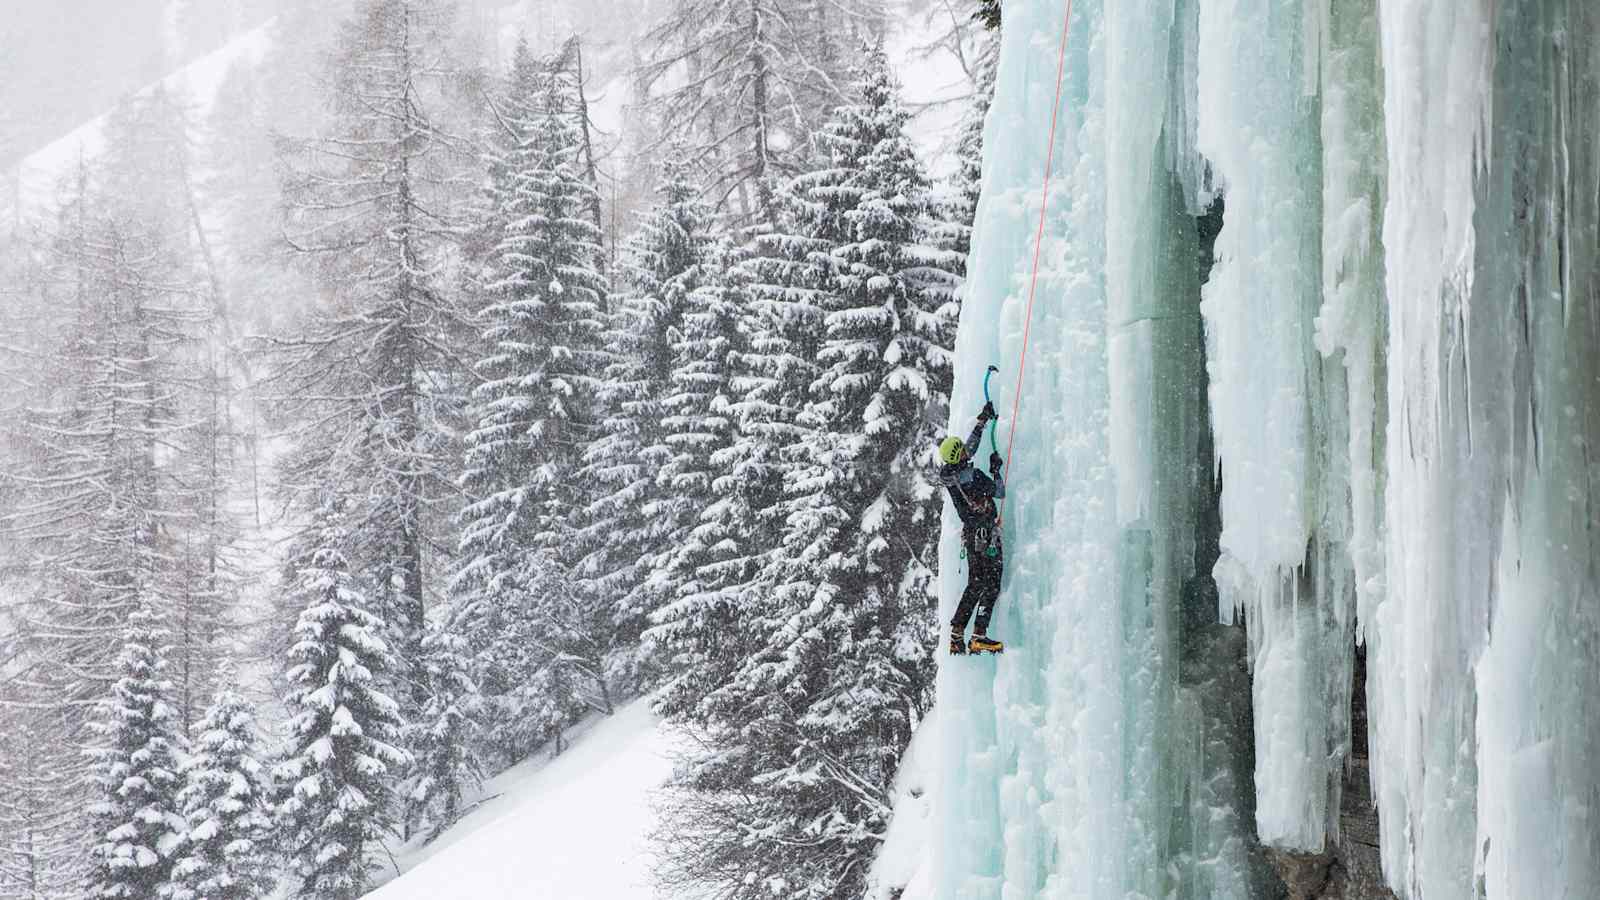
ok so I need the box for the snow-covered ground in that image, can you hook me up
[868,706,937,900]
[369,700,678,900]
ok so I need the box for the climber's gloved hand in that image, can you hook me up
[989,452,1003,476]
[980,401,997,422]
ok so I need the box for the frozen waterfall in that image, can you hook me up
[893,0,1600,898]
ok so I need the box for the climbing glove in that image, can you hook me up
[980,401,998,421]
[989,452,1004,476]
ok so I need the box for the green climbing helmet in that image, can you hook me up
[938,436,966,465]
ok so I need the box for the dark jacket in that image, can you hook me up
[941,417,1005,533]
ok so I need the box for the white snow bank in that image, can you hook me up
[867,705,938,900]
[368,701,677,900]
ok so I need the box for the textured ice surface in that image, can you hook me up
[1198,0,1341,854]
[1374,1,1600,897]
[928,0,1273,897]
[903,1,1600,899]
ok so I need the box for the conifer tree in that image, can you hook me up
[0,703,80,898]
[551,36,607,235]
[0,111,224,896]
[273,0,476,706]
[3,182,215,895]
[4,182,211,717]
[453,41,612,761]
[643,170,835,730]
[657,48,960,900]
[403,625,483,841]
[638,1,884,221]
[273,499,411,899]
[584,158,720,668]
[644,239,772,720]
[79,88,247,737]
[739,167,843,448]
[760,45,958,882]
[85,604,187,899]
[768,45,960,625]
[438,555,547,764]
[645,160,838,731]
[450,554,610,763]
[165,667,273,900]
[975,0,1002,30]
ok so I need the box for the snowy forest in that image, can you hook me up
[6,0,1600,898]
[0,1,994,897]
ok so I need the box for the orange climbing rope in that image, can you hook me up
[999,0,1076,514]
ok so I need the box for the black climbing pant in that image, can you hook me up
[952,530,1004,634]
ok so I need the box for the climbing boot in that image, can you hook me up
[948,626,967,655]
[968,633,1005,654]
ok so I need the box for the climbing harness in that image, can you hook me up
[951,474,987,560]
[959,523,1000,562]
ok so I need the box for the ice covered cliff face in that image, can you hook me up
[925,0,1599,898]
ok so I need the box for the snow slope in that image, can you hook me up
[369,700,677,900]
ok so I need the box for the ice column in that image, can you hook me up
[1471,7,1600,896]
[1368,0,1499,894]
[1374,0,1600,897]
[1314,0,1388,671]
[1196,0,1366,854]
[934,0,1274,896]
[930,0,1106,892]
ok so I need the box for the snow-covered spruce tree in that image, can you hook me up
[657,48,961,900]
[1,178,217,892]
[272,0,475,707]
[643,166,840,729]
[975,0,1002,30]
[273,498,411,899]
[637,0,883,221]
[452,41,611,764]
[437,552,542,765]
[165,665,273,900]
[550,36,607,236]
[764,31,959,791]
[85,603,188,899]
[97,86,247,738]
[581,157,721,678]
[402,624,482,842]
[643,238,776,720]
[645,163,839,731]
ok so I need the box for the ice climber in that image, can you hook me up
[938,402,1006,655]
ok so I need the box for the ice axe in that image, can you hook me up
[982,365,1001,457]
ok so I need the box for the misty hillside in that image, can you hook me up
[0,1,987,898]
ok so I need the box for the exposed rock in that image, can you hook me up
[1266,645,1396,900]
[1268,848,1335,900]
